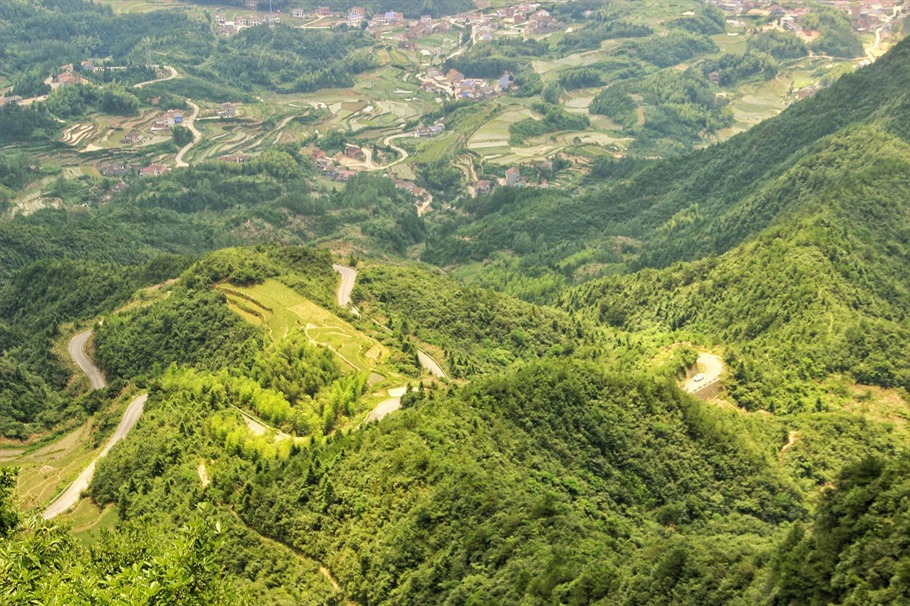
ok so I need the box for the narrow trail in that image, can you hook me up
[175,100,201,168]
[43,330,147,519]
[226,507,360,605]
[779,431,798,463]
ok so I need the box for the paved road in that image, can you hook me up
[332,263,447,381]
[133,65,178,90]
[365,397,402,423]
[417,350,447,379]
[332,264,357,308]
[683,353,724,393]
[68,330,106,390]
[175,100,201,168]
[43,393,147,519]
[43,329,147,519]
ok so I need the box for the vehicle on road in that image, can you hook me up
[693,373,705,382]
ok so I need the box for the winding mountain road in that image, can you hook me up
[417,350,447,379]
[365,396,404,424]
[175,100,201,168]
[332,264,357,308]
[683,353,724,395]
[43,331,146,519]
[378,133,411,169]
[68,329,106,390]
[331,263,448,386]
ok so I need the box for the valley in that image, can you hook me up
[0,0,908,604]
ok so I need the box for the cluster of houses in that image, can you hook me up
[458,3,564,42]
[216,13,279,35]
[420,69,513,101]
[217,103,238,118]
[392,178,430,203]
[52,64,90,89]
[151,109,184,132]
[310,146,364,182]
[414,122,445,138]
[97,161,170,178]
[707,0,900,39]
[0,95,24,107]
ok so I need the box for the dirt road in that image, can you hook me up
[43,393,147,519]
[175,100,201,168]
[68,330,106,390]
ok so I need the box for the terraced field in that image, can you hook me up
[218,279,388,375]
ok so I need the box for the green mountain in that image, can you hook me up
[561,125,910,412]
[2,12,910,606]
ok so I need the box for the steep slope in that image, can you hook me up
[90,359,805,605]
[562,125,910,412]
[1,246,894,605]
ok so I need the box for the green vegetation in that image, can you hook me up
[671,5,726,36]
[748,30,808,60]
[772,454,910,604]
[0,104,57,144]
[353,263,598,378]
[591,67,733,150]
[802,6,865,59]
[509,102,590,145]
[556,21,654,54]
[0,257,189,437]
[199,25,375,94]
[0,2,909,604]
[701,52,778,87]
[47,83,140,119]
[0,468,246,604]
[628,31,719,68]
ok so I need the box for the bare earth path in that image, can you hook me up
[43,330,147,519]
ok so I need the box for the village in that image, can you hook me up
[1,0,904,217]
[707,0,902,43]
[214,1,565,44]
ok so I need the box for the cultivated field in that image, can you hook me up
[218,279,388,375]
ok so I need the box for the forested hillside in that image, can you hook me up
[561,126,910,412]
[0,240,906,603]
[1,2,908,603]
